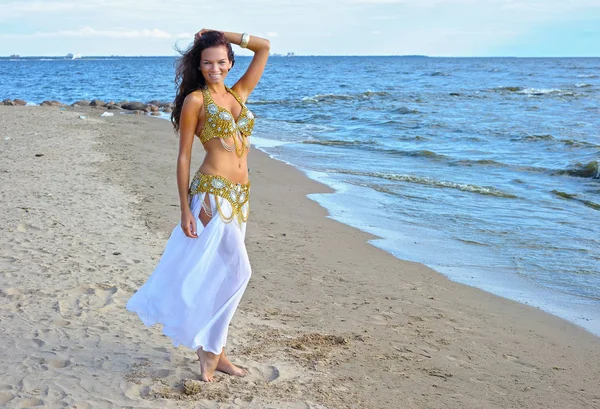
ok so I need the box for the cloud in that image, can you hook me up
[1,0,598,56]
[0,27,189,39]
[0,0,215,21]
[4,0,106,12]
[348,0,600,15]
[349,0,597,4]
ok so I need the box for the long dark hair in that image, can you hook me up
[171,31,235,132]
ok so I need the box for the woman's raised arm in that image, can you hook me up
[195,29,270,101]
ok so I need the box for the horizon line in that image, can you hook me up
[2,54,600,59]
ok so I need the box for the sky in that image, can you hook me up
[1,0,599,57]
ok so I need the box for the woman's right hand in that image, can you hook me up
[181,208,198,238]
[194,28,213,41]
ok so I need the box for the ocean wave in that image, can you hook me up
[247,99,286,105]
[363,90,390,98]
[452,159,505,167]
[384,149,449,160]
[355,182,401,197]
[302,94,353,102]
[493,86,524,92]
[333,169,517,198]
[552,190,576,199]
[382,147,594,178]
[429,71,450,77]
[302,90,390,103]
[553,161,599,179]
[393,107,420,114]
[297,140,454,157]
[577,74,599,78]
[517,88,577,97]
[517,134,555,142]
[561,139,600,148]
[552,190,600,211]
[382,149,600,179]
[353,182,428,201]
[490,86,579,97]
[250,90,392,106]
[575,83,593,88]
[302,139,370,147]
[456,238,491,246]
[376,119,403,126]
[450,159,555,175]
[512,134,598,148]
[306,113,334,121]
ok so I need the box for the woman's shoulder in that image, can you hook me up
[182,89,205,112]
[186,89,205,103]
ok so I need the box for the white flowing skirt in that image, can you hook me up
[126,191,251,354]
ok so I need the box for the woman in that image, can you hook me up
[126,29,270,382]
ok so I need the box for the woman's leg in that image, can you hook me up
[196,347,246,381]
[199,193,213,227]
[216,349,246,376]
[196,347,220,382]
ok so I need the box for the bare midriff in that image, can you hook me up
[197,138,249,185]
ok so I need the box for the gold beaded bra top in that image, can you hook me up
[198,86,255,157]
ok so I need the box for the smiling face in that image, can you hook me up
[199,46,233,85]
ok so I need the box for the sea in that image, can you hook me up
[1,55,599,335]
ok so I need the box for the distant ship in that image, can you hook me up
[10,54,20,59]
[270,52,296,57]
[66,53,81,59]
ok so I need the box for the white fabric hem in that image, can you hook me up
[126,192,251,353]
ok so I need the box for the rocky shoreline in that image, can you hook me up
[1,98,173,116]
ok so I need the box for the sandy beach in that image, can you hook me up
[1,105,599,408]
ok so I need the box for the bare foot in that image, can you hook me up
[216,351,247,377]
[196,348,219,382]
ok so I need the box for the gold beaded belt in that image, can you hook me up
[189,172,250,224]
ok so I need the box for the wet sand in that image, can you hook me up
[0,105,599,408]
